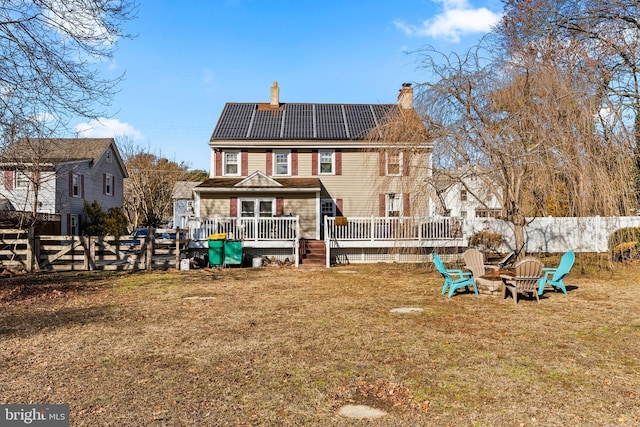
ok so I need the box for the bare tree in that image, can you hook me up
[121,141,190,229]
[366,103,434,217]
[414,40,634,257]
[0,1,137,220]
[499,0,640,208]
[0,0,137,128]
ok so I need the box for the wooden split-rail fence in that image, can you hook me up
[0,227,190,273]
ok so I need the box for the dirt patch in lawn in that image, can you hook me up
[1,259,639,426]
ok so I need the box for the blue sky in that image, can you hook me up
[73,0,503,172]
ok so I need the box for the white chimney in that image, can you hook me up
[397,83,413,109]
[270,81,280,107]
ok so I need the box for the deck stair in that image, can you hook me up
[300,240,326,266]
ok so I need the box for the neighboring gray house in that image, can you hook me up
[0,138,128,235]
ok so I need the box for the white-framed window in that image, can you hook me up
[386,152,402,176]
[240,198,275,218]
[273,151,290,176]
[460,211,467,218]
[72,173,80,197]
[386,193,402,217]
[319,151,335,174]
[15,171,30,189]
[104,173,113,196]
[476,209,502,218]
[460,189,468,202]
[224,151,240,176]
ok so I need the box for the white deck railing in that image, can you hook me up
[325,216,463,241]
[185,216,299,242]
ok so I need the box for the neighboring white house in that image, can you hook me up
[172,180,202,228]
[0,138,128,235]
[432,167,503,219]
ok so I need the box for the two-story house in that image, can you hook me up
[432,166,503,219]
[192,83,433,245]
[0,138,128,235]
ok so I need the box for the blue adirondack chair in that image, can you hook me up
[538,251,575,295]
[433,253,479,298]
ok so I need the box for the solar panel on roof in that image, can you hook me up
[315,104,347,139]
[212,104,256,139]
[344,104,378,139]
[250,109,283,139]
[371,104,399,126]
[283,104,314,139]
[211,102,403,141]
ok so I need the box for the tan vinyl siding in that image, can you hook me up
[318,151,376,216]
[200,196,230,217]
[283,193,316,238]
[318,150,431,217]
[247,152,265,175]
[297,150,312,176]
[206,146,431,225]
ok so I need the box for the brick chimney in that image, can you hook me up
[270,81,280,107]
[397,83,413,109]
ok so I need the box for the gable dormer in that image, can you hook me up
[235,171,283,188]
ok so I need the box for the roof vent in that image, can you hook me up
[270,81,280,108]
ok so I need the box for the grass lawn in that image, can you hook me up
[1,256,639,426]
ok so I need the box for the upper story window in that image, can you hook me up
[386,152,402,176]
[72,173,80,197]
[106,150,112,163]
[273,151,290,176]
[460,189,468,202]
[224,151,240,176]
[15,172,30,189]
[104,173,113,196]
[319,151,335,174]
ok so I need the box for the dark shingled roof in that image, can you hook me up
[211,103,399,141]
[1,138,114,163]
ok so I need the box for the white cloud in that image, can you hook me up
[75,118,143,140]
[394,0,502,43]
[201,68,216,93]
[201,68,215,85]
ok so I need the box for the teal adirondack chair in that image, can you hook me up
[433,253,479,298]
[538,251,575,295]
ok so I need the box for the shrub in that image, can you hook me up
[469,230,504,253]
[83,200,128,236]
[608,227,640,262]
